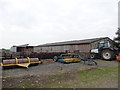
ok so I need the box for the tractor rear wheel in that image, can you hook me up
[101,49,115,60]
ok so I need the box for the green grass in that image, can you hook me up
[20,67,118,88]
[78,67,118,81]
[21,83,33,88]
[75,67,118,88]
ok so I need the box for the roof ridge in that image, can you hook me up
[37,37,109,47]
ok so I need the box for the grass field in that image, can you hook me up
[19,66,118,88]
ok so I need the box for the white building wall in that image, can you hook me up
[10,46,17,52]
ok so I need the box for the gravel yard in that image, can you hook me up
[2,59,119,88]
[2,59,118,78]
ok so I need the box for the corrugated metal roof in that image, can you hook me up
[13,44,33,48]
[36,37,110,47]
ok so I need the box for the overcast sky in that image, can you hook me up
[0,0,119,49]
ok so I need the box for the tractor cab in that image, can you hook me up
[98,41,113,49]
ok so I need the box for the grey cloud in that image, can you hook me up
[0,0,118,48]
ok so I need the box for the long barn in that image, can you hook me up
[34,37,113,55]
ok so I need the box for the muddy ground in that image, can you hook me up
[1,59,119,88]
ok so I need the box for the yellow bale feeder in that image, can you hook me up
[0,57,42,69]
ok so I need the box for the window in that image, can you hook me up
[99,41,111,48]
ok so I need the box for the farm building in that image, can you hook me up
[10,44,34,56]
[34,37,113,55]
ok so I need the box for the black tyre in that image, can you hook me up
[101,49,115,60]
[53,56,58,62]
[91,53,97,59]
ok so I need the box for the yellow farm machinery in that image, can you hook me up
[0,57,42,69]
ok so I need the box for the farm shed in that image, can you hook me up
[10,44,34,57]
[34,37,113,55]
